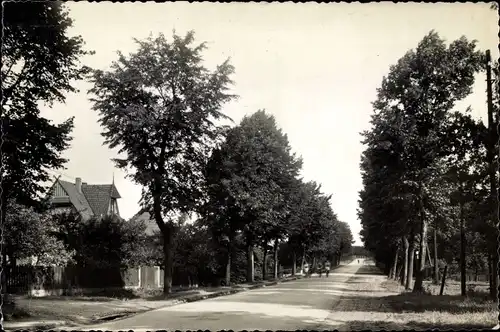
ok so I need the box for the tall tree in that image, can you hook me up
[287,180,336,270]
[1,2,90,210]
[89,31,237,294]
[369,31,482,292]
[204,110,302,282]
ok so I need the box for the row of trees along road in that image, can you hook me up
[2,2,354,296]
[89,35,354,293]
[358,30,499,297]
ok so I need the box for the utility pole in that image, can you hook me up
[485,49,498,299]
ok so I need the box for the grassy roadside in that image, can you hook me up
[378,278,497,329]
[3,274,305,329]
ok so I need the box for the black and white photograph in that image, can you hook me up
[1,1,499,331]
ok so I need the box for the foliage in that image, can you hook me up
[205,110,302,241]
[202,110,302,281]
[4,201,74,266]
[172,220,225,285]
[89,30,237,293]
[1,1,90,208]
[55,213,150,268]
[358,31,486,289]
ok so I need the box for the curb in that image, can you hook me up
[159,275,303,306]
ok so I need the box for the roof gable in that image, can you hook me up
[81,184,120,217]
[56,180,94,219]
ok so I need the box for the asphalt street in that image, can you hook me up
[79,258,376,331]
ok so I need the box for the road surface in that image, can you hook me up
[79,258,381,331]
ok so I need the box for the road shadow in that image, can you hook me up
[353,265,385,275]
[383,291,496,314]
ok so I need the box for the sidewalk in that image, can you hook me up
[3,275,304,331]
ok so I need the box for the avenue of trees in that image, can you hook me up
[2,2,354,296]
[358,31,499,297]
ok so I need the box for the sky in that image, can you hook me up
[40,2,499,245]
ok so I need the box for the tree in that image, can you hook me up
[359,104,418,283]
[5,201,75,266]
[368,31,482,293]
[287,180,337,271]
[89,31,237,294]
[1,1,90,214]
[203,110,302,282]
[172,220,224,287]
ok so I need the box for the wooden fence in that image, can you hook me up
[3,265,163,296]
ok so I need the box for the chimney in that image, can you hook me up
[75,177,82,194]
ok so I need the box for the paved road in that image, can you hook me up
[81,258,378,331]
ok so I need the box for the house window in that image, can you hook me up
[109,198,120,216]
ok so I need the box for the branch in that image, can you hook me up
[2,61,27,103]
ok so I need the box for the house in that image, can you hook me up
[129,210,160,236]
[48,177,122,220]
[128,210,191,236]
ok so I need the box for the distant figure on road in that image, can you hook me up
[357,259,360,264]
[318,262,323,277]
[325,261,331,277]
[304,263,311,278]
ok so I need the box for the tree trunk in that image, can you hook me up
[460,192,466,296]
[406,238,415,290]
[225,248,231,287]
[413,194,428,293]
[301,246,306,273]
[273,238,279,279]
[247,243,255,283]
[291,250,297,276]
[262,243,268,280]
[391,245,400,279]
[152,187,175,295]
[402,236,409,286]
[433,227,439,285]
[1,202,8,294]
[162,226,175,295]
[491,249,498,298]
[488,253,493,294]
[396,263,403,282]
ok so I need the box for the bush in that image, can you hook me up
[55,213,150,268]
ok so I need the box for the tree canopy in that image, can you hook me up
[359,30,496,295]
[2,2,90,209]
[89,30,237,294]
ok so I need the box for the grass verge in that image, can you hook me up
[379,278,497,329]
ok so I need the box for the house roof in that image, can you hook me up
[54,179,121,219]
[129,210,159,236]
[81,184,121,217]
[57,180,94,220]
